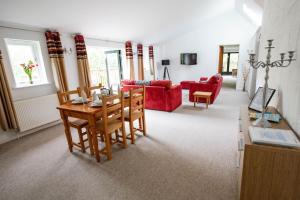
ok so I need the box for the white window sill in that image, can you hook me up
[12,82,51,89]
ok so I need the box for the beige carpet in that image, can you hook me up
[0,87,249,200]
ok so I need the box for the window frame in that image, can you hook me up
[4,38,49,88]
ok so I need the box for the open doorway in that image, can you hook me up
[218,44,239,89]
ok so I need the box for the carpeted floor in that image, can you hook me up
[0,87,249,200]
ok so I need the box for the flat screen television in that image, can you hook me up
[180,53,197,65]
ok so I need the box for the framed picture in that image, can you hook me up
[249,87,276,112]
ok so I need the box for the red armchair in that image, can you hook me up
[121,80,182,112]
[189,74,223,104]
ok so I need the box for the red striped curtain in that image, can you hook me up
[149,46,155,80]
[74,35,91,89]
[45,31,69,92]
[125,41,135,80]
[137,44,144,80]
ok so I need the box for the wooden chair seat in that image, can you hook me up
[69,118,88,127]
[124,110,143,121]
[95,119,122,133]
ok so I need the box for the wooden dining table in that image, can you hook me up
[57,97,131,162]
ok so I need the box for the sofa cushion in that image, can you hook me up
[135,80,151,86]
[122,80,135,85]
[150,80,172,89]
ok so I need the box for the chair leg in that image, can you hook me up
[129,120,135,144]
[104,132,112,160]
[142,115,146,136]
[100,134,104,142]
[115,130,119,142]
[138,118,142,129]
[78,128,85,153]
[121,124,127,148]
[86,127,94,155]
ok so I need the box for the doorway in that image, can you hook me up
[87,47,123,87]
[218,44,239,89]
[222,52,239,75]
[105,50,123,86]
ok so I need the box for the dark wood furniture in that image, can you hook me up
[238,106,300,200]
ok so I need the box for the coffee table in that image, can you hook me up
[193,91,212,109]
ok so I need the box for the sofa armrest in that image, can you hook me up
[165,85,182,111]
[199,77,208,82]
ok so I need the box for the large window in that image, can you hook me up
[5,38,48,88]
[87,46,123,87]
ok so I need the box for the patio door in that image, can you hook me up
[222,52,239,75]
[105,50,123,86]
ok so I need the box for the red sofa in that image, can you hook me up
[121,80,182,112]
[180,77,209,89]
[189,74,223,104]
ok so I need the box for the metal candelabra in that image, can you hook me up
[248,39,296,128]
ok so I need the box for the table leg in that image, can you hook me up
[88,116,100,162]
[206,98,208,109]
[59,111,73,152]
[194,96,196,107]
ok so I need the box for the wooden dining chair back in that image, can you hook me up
[57,88,81,105]
[86,83,103,97]
[57,88,92,154]
[125,86,146,144]
[95,93,127,160]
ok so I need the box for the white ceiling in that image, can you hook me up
[0,0,236,44]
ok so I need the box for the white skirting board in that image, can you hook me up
[14,94,61,132]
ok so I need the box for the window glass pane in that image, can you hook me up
[229,53,239,72]
[87,46,108,86]
[106,51,121,86]
[222,54,228,73]
[5,39,48,88]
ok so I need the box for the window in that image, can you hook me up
[5,38,48,88]
[87,46,123,87]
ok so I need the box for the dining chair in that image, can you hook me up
[57,88,93,154]
[95,93,127,160]
[124,86,146,144]
[86,83,103,98]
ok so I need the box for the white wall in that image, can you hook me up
[0,27,57,101]
[158,9,257,88]
[256,0,300,134]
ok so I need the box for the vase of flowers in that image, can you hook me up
[20,60,38,84]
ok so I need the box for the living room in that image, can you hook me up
[0,0,300,200]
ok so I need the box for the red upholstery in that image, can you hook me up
[199,77,208,82]
[189,74,223,104]
[180,81,196,89]
[121,80,182,112]
[150,80,172,89]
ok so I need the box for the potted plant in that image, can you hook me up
[20,60,38,84]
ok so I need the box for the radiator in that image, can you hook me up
[14,94,61,132]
